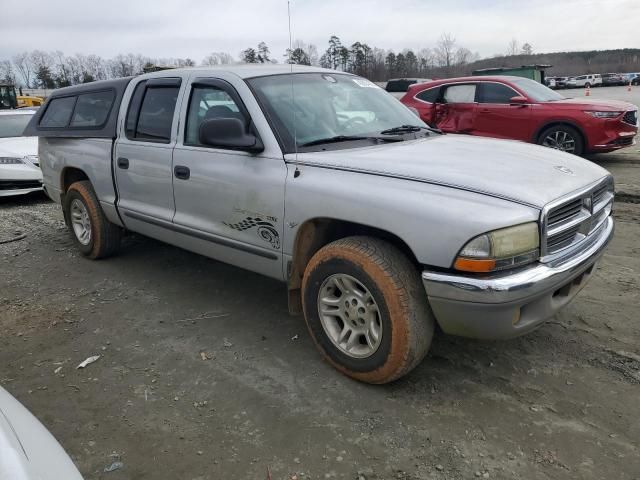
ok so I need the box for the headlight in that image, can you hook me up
[454,223,540,273]
[0,156,24,164]
[585,111,623,118]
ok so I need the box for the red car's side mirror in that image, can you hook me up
[509,96,528,105]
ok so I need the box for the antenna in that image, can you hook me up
[287,0,298,161]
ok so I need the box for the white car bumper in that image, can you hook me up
[0,164,43,197]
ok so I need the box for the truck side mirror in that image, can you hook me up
[198,118,264,153]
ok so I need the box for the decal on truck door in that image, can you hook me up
[224,217,281,249]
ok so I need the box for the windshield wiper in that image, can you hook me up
[380,124,441,135]
[300,135,403,148]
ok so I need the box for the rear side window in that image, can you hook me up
[415,87,440,103]
[39,96,76,128]
[126,82,180,143]
[443,84,476,103]
[478,83,518,104]
[70,91,114,127]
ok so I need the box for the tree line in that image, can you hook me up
[2,34,638,89]
[0,33,481,88]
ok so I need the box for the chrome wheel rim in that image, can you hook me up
[317,273,383,359]
[543,130,576,153]
[70,199,92,246]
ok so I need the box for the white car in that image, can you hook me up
[0,386,83,479]
[566,74,602,88]
[0,109,42,197]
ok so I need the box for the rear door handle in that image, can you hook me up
[480,108,491,113]
[174,165,190,180]
[117,157,129,169]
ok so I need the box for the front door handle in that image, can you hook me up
[174,165,190,180]
[117,157,129,169]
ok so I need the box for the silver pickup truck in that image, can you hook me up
[25,65,614,383]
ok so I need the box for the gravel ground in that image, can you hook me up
[1,152,639,480]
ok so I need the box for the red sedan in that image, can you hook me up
[400,76,638,155]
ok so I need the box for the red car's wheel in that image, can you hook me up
[538,125,584,156]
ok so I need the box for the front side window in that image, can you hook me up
[70,90,114,127]
[443,84,476,103]
[510,78,564,102]
[478,83,518,104]
[415,87,440,103]
[0,113,35,138]
[248,73,426,152]
[40,96,76,128]
[185,86,246,146]
[129,86,179,142]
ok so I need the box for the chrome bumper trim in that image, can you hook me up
[422,216,614,304]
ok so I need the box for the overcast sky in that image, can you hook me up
[2,0,639,62]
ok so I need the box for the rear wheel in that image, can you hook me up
[64,180,121,259]
[302,236,434,384]
[538,125,584,155]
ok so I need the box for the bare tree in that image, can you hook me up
[455,47,473,66]
[201,52,234,66]
[12,52,33,87]
[434,33,456,70]
[0,60,17,84]
[521,43,533,56]
[507,38,519,56]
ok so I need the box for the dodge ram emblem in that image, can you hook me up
[554,165,575,175]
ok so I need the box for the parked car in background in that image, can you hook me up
[25,66,615,383]
[628,73,640,86]
[385,78,431,98]
[601,73,626,87]
[0,386,83,479]
[0,109,42,196]
[400,75,638,155]
[554,76,569,89]
[545,77,557,88]
[566,74,602,88]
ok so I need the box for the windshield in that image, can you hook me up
[0,113,34,138]
[248,73,428,152]
[512,78,565,102]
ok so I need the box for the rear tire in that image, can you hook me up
[64,180,121,259]
[302,236,434,384]
[538,125,584,156]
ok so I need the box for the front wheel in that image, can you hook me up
[538,125,584,155]
[302,236,434,384]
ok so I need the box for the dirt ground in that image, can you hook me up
[1,148,640,480]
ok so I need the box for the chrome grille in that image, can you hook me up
[547,198,582,227]
[542,177,614,260]
[622,110,638,126]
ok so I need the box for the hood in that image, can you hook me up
[0,137,38,157]
[0,388,83,480]
[289,135,610,208]
[552,97,637,111]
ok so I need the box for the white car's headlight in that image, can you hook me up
[454,222,540,273]
[585,111,623,119]
[0,156,24,165]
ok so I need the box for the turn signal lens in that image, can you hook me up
[455,223,540,273]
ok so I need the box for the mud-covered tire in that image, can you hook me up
[63,180,121,259]
[302,236,434,384]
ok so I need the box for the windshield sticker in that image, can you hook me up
[352,78,378,88]
[322,74,337,83]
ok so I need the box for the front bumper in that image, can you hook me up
[422,216,614,339]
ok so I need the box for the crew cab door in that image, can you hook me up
[473,82,533,141]
[114,76,185,237]
[433,84,477,133]
[170,75,286,279]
